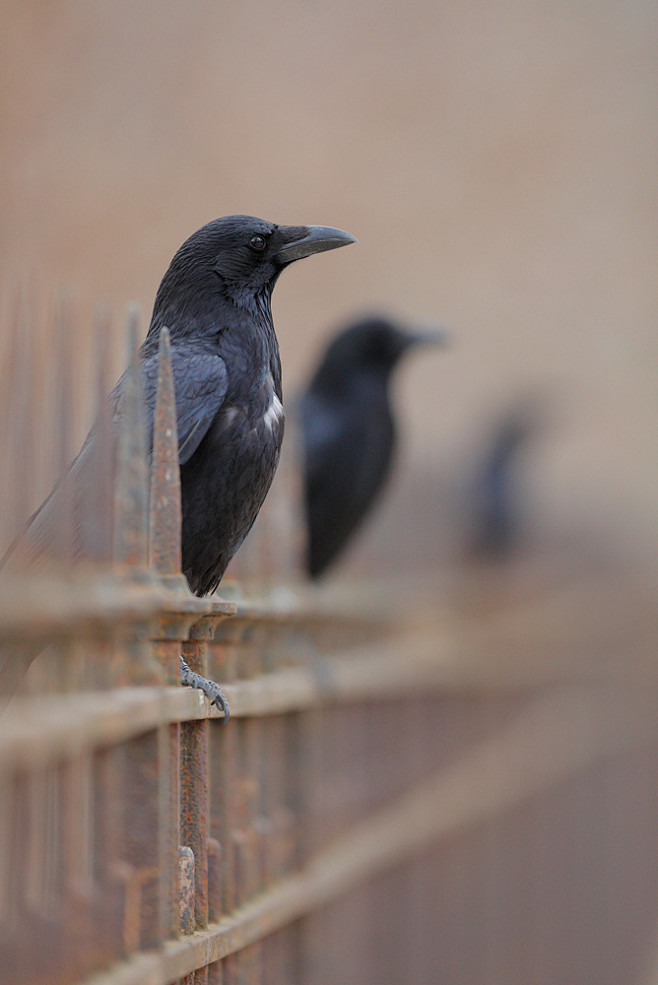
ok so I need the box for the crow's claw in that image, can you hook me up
[179,655,230,724]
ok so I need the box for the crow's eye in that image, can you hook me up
[249,234,267,252]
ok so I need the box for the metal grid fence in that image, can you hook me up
[1,303,657,985]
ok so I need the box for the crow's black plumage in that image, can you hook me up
[300,316,447,578]
[1,215,356,709]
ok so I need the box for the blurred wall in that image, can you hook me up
[1,0,656,570]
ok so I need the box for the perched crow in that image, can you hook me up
[2,215,356,709]
[144,216,356,595]
[300,316,447,578]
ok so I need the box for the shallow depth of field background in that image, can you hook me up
[1,0,656,577]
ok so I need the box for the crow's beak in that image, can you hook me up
[407,324,452,348]
[275,225,357,264]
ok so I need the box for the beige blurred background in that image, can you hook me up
[1,0,656,577]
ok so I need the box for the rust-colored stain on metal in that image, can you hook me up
[178,846,196,935]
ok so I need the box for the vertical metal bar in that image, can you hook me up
[93,744,129,965]
[50,297,76,564]
[180,707,209,930]
[113,309,161,687]
[4,286,34,564]
[278,714,297,884]
[180,721,208,929]
[4,772,31,983]
[114,307,148,572]
[24,766,49,914]
[158,720,180,940]
[242,715,261,905]
[80,306,115,565]
[210,661,237,918]
[0,768,9,936]
[0,286,14,553]
[59,751,114,981]
[149,325,182,582]
[207,619,240,928]
[260,716,279,889]
[122,730,163,950]
[207,833,222,924]
[232,718,248,910]
[180,617,217,931]
[291,704,319,984]
[251,642,267,913]
[208,958,224,984]
[148,323,188,941]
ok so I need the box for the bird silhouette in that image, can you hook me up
[300,316,447,578]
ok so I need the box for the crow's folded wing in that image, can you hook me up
[136,344,230,465]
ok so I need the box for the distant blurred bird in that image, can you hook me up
[1,215,356,709]
[300,316,448,578]
[469,402,543,558]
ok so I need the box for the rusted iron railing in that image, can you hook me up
[0,301,657,985]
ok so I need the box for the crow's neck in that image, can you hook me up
[226,285,281,397]
[146,280,275,348]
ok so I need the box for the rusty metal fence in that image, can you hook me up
[1,302,658,985]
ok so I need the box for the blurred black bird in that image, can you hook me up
[300,316,448,578]
[2,215,356,709]
[469,399,544,559]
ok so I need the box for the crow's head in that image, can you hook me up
[314,317,449,384]
[152,215,356,323]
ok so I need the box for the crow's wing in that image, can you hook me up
[129,344,229,466]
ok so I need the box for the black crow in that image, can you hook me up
[300,316,447,578]
[2,215,356,709]
[144,215,356,595]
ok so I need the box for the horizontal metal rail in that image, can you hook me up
[0,572,235,643]
[4,607,649,773]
